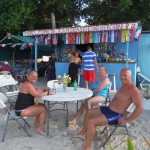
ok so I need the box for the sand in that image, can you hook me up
[0,78,150,150]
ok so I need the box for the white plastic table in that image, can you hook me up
[41,87,93,136]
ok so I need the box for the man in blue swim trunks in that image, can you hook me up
[74,68,143,150]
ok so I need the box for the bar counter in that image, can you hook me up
[55,62,137,90]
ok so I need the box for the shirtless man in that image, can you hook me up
[74,68,143,150]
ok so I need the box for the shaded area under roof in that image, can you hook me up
[0,35,54,61]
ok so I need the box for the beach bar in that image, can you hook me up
[23,22,141,89]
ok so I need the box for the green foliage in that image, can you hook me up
[35,0,83,28]
[109,145,115,150]
[109,136,136,150]
[0,0,149,35]
[0,0,36,34]
[118,0,133,11]
[81,0,150,30]
[127,136,135,150]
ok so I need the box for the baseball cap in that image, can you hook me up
[4,61,8,65]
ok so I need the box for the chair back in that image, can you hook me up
[0,75,18,88]
[5,90,19,97]
[108,82,112,92]
[0,99,6,109]
[126,103,136,113]
[47,80,63,89]
[0,92,8,104]
[0,71,11,75]
[107,82,112,98]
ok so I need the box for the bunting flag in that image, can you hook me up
[121,30,126,42]
[129,29,134,41]
[124,29,130,42]
[61,34,66,44]
[28,43,33,49]
[68,33,76,44]
[10,44,18,48]
[52,34,57,45]
[94,31,102,43]
[114,30,118,42]
[117,30,121,42]
[76,33,81,44]
[39,35,44,44]
[99,31,103,42]
[102,31,108,42]
[85,32,90,43]
[0,44,6,47]
[134,27,142,40]
[20,43,28,50]
[107,31,111,43]
[81,32,85,44]
[89,32,94,43]
[65,33,68,44]
[35,36,41,44]
[94,32,98,43]
[111,30,115,43]
[45,34,51,45]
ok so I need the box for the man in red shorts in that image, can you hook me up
[82,46,99,89]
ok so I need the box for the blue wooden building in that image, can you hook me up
[23,22,141,89]
[138,32,150,79]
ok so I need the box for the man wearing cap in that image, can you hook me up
[0,61,12,72]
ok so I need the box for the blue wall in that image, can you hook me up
[138,33,150,79]
[116,41,138,60]
[55,62,137,89]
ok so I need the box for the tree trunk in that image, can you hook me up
[51,12,60,59]
[51,13,56,29]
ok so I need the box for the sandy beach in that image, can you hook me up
[0,78,150,150]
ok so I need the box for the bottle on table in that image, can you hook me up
[52,82,56,93]
[74,80,78,91]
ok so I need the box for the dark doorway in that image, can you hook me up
[76,43,93,52]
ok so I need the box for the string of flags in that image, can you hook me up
[0,27,142,49]
[34,28,142,45]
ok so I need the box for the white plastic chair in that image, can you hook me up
[47,80,63,89]
[0,92,31,142]
[5,90,19,109]
[137,72,150,90]
[0,75,19,92]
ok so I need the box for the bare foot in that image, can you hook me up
[72,133,86,140]
[37,128,46,136]
[69,119,77,126]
